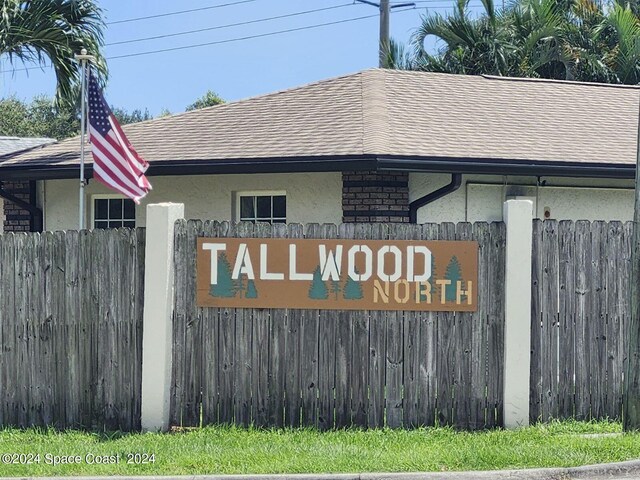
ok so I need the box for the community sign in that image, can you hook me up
[196,238,478,312]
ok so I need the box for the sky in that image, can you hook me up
[0,0,483,116]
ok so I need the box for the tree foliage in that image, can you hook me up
[0,95,78,139]
[0,96,155,140]
[185,90,225,111]
[396,0,640,84]
[0,0,107,105]
[112,107,153,125]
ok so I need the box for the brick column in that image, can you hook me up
[2,180,36,232]
[342,171,409,223]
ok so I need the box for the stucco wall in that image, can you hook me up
[43,172,342,231]
[42,171,636,231]
[409,173,635,223]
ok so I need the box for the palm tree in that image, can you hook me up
[510,0,616,81]
[411,0,515,76]
[507,0,570,79]
[381,38,415,69]
[407,0,640,84]
[0,0,106,105]
[600,2,640,83]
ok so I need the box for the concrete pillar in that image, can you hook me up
[141,202,184,431]
[503,199,533,428]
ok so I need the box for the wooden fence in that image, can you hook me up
[0,228,145,430]
[530,220,630,422]
[171,220,506,430]
[3,217,628,432]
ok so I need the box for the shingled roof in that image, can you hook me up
[1,69,638,179]
[0,136,54,156]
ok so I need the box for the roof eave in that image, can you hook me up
[376,155,636,179]
[0,154,634,180]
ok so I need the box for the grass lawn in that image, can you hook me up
[0,420,639,476]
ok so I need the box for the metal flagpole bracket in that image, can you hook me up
[74,55,96,62]
[75,48,95,230]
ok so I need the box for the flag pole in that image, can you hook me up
[74,48,95,230]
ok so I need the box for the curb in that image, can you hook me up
[5,460,640,480]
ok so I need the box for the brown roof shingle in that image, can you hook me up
[1,69,638,171]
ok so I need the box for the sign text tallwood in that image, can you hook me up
[196,238,478,311]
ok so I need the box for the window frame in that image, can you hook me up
[91,194,136,229]
[234,190,287,224]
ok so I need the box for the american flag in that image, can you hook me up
[88,71,152,203]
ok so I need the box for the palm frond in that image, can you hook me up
[0,0,107,105]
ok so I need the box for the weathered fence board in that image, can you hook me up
[530,219,630,422]
[557,220,575,419]
[487,222,505,428]
[171,220,505,429]
[591,221,608,419]
[418,224,439,428]
[0,228,145,430]
[368,309,386,428]
[283,225,303,428]
[455,222,474,429]
[541,220,559,420]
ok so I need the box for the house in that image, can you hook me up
[0,136,55,231]
[0,69,637,233]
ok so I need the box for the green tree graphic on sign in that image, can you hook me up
[343,271,363,300]
[430,257,439,300]
[308,266,329,300]
[330,279,341,300]
[210,252,237,298]
[246,279,258,299]
[444,256,463,302]
[233,275,246,298]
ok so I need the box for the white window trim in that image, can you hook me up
[91,194,136,228]
[234,190,286,223]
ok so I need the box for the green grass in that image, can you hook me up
[0,420,638,476]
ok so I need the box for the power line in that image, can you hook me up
[106,3,356,47]
[0,62,48,75]
[396,0,485,6]
[106,0,259,25]
[0,7,415,73]
[400,0,483,3]
[109,11,412,60]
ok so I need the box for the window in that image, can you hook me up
[92,196,136,229]
[236,191,286,223]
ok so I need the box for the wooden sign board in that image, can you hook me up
[196,238,478,312]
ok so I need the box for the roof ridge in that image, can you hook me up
[374,68,640,90]
[361,69,391,155]
[481,74,640,89]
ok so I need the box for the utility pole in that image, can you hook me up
[379,0,390,68]
[624,94,640,431]
[356,0,415,67]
